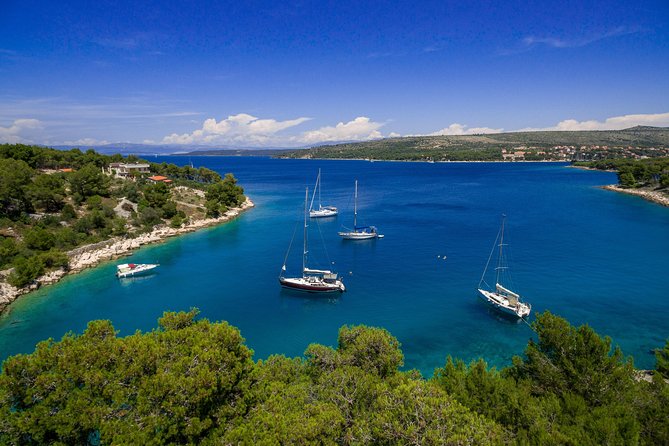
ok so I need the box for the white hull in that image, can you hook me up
[338,231,378,240]
[310,207,338,218]
[116,263,159,278]
[478,289,531,318]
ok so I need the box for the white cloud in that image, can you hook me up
[522,27,637,50]
[516,112,669,132]
[62,137,110,146]
[0,118,42,143]
[162,113,311,145]
[388,132,401,138]
[426,123,503,136]
[298,117,384,144]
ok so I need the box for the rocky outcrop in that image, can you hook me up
[0,198,254,314]
[602,185,669,207]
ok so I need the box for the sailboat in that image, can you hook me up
[309,168,338,218]
[279,187,346,293]
[477,215,531,318]
[338,180,383,240]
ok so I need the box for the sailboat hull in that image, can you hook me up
[279,277,345,293]
[310,208,338,218]
[478,289,531,318]
[338,231,378,240]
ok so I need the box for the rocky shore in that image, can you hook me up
[602,185,669,207]
[0,198,254,314]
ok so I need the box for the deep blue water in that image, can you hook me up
[1,158,668,374]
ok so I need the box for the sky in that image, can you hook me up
[1,0,668,148]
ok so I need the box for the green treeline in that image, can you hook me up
[281,127,669,162]
[1,310,668,445]
[0,144,244,288]
[574,157,669,188]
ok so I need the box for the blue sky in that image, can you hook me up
[1,0,668,147]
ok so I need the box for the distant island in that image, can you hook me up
[0,144,252,313]
[277,126,669,162]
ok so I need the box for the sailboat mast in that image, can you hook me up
[309,171,318,212]
[303,187,308,274]
[318,168,322,209]
[353,180,358,228]
[496,215,505,284]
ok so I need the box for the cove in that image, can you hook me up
[1,158,668,374]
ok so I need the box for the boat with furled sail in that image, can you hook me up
[280,187,345,293]
[309,168,338,218]
[477,215,531,318]
[338,180,383,240]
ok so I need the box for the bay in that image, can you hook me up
[1,158,668,374]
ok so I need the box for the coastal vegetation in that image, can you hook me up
[278,126,669,162]
[0,144,245,289]
[0,310,667,444]
[574,157,669,189]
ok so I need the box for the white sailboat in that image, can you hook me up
[338,180,383,240]
[309,168,338,218]
[280,188,345,293]
[477,215,531,318]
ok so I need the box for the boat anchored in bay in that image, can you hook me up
[116,263,159,278]
[477,215,531,318]
[309,168,338,218]
[280,187,345,293]
[338,180,383,240]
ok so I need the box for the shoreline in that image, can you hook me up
[568,165,616,172]
[601,185,669,207]
[0,197,254,315]
[279,157,568,164]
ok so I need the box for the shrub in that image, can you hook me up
[39,249,69,270]
[7,256,44,287]
[60,204,77,220]
[23,227,56,251]
[0,236,19,268]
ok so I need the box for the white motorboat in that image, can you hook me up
[116,263,159,278]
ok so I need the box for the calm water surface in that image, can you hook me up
[1,158,668,374]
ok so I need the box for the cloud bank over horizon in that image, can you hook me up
[160,114,386,147]
[1,112,668,147]
[515,112,669,132]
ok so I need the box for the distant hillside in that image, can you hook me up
[178,148,294,157]
[280,126,669,162]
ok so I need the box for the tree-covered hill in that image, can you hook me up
[1,310,668,444]
[0,144,245,289]
[280,126,669,162]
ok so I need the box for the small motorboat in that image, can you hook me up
[116,263,159,278]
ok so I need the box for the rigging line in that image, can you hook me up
[478,223,503,288]
[314,218,333,267]
[280,218,300,277]
[520,316,536,332]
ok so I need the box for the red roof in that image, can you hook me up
[148,175,169,181]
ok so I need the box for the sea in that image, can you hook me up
[1,158,668,375]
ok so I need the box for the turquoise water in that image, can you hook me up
[1,158,668,374]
